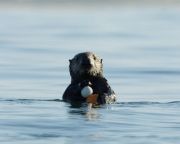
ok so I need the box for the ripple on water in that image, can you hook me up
[0,99,180,144]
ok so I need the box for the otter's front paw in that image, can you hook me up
[104,94,116,104]
[79,80,92,88]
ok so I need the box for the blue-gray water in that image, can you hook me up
[0,6,180,144]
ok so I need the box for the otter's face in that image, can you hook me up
[69,52,103,78]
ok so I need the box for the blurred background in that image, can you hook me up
[0,0,180,101]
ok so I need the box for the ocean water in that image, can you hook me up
[0,5,180,144]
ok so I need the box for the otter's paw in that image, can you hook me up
[105,94,116,104]
[79,80,92,87]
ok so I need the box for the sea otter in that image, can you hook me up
[62,52,116,105]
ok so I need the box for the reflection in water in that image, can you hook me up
[0,99,180,143]
[68,103,101,121]
[86,109,100,121]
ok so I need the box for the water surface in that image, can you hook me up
[0,5,180,144]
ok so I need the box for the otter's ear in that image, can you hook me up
[69,59,72,63]
[101,59,103,63]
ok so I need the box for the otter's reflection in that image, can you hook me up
[68,103,101,120]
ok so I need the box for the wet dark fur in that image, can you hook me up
[62,52,116,105]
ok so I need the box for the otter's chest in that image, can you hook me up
[90,78,108,94]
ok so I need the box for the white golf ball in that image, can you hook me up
[81,86,93,98]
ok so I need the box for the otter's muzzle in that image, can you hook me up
[81,59,92,68]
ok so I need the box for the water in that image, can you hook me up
[0,4,180,144]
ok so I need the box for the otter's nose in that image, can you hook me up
[81,59,92,68]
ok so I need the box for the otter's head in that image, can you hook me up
[69,52,103,81]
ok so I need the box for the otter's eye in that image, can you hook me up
[75,57,79,61]
[93,55,96,60]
